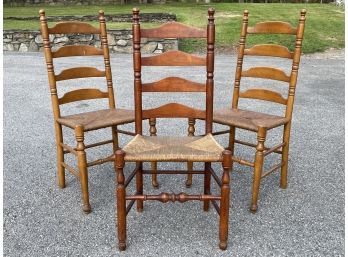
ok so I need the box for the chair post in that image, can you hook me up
[149,118,159,188]
[136,162,144,212]
[186,118,196,188]
[219,150,231,250]
[232,10,248,109]
[39,10,66,189]
[115,150,127,251]
[75,125,91,213]
[132,8,143,135]
[280,122,291,189]
[227,126,236,173]
[203,162,211,211]
[281,10,306,189]
[205,8,215,134]
[99,10,116,109]
[250,127,266,213]
[56,124,65,188]
[111,126,119,152]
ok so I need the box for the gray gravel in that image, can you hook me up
[4,51,344,256]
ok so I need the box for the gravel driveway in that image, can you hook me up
[3,51,344,256]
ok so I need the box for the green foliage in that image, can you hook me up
[4,3,344,53]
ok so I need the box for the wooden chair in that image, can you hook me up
[39,10,135,213]
[115,8,232,251]
[209,10,307,213]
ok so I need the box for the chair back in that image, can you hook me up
[132,8,215,135]
[232,10,306,120]
[39,10,115,120]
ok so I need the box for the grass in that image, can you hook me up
[4,3,345,53]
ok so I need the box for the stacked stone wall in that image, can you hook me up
[3,29,178,54]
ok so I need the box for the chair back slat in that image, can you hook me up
[247,21,297,34]
[132,8,215,135]
[142,77,206,92]
[232,9,306,120]
[55,67,105,81]
[241,67,290,82]
[141,22,206,38]
[52,45,104,58]
[40,9,116,119]
[244,44,293,59]
[58,88,109,105]
[48,21,100,34]
[142,103,206,119]
[141,51,206,66]
[239,88,287,105]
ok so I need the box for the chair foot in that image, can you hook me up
[185,179,192,188]
[250,204,258,214]
[118,242,126,251]
[152,180,159,188]
[58,184,65,189]
[219,241,227,250]
[83,203,91,214]
[280,183,287,189]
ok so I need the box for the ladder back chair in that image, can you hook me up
[39,10,135,213]
[211,10,306,213]
[115,8,232,251]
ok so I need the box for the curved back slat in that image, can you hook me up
[142,77,206,92]
[58,88,109,105]
[55,67,105,81]
[244,44,293,59]
[247,21,297,35]
[232,9,307,121]
[52,45,103,58]
[48,21,100,34]
[142,103,205,119]
[241,67,290,82]
[239,88,287,105]
[141,22,206,38]
[39,9,116,115]
[141,51,206,66]
[132,8,215,135]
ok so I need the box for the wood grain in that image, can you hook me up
[52,45,103,58]
[141,22,206,38]
[241,67,290,82]
[244,44,293,59]
[142,103,205,119]
[247,21,297,34]
[58,88,108,105]
[55,67,105,81]
[48,21,100,34]
[142,77,205,92]
[141,50,206,66]
[239,88,287,105]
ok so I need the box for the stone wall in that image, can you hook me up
[5,13,176,23]
[4,0,166,5]
[3,30,178,54]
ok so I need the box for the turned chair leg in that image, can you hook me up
[219,150,231,250]
[75,125,91,214]
[111,125,119,152]
[280,123,291,189]
[186,118,196,187]
[136,162,144,212]
[149,118,159,188]
[56,123,65,188]
[203,162,211,211]
[115,150,127,251]
[227,126,235,171]
[250,128,266,213]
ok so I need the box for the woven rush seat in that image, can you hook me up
[57,108,134,131]
[214,108,289,132]
[123,133,224,162]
